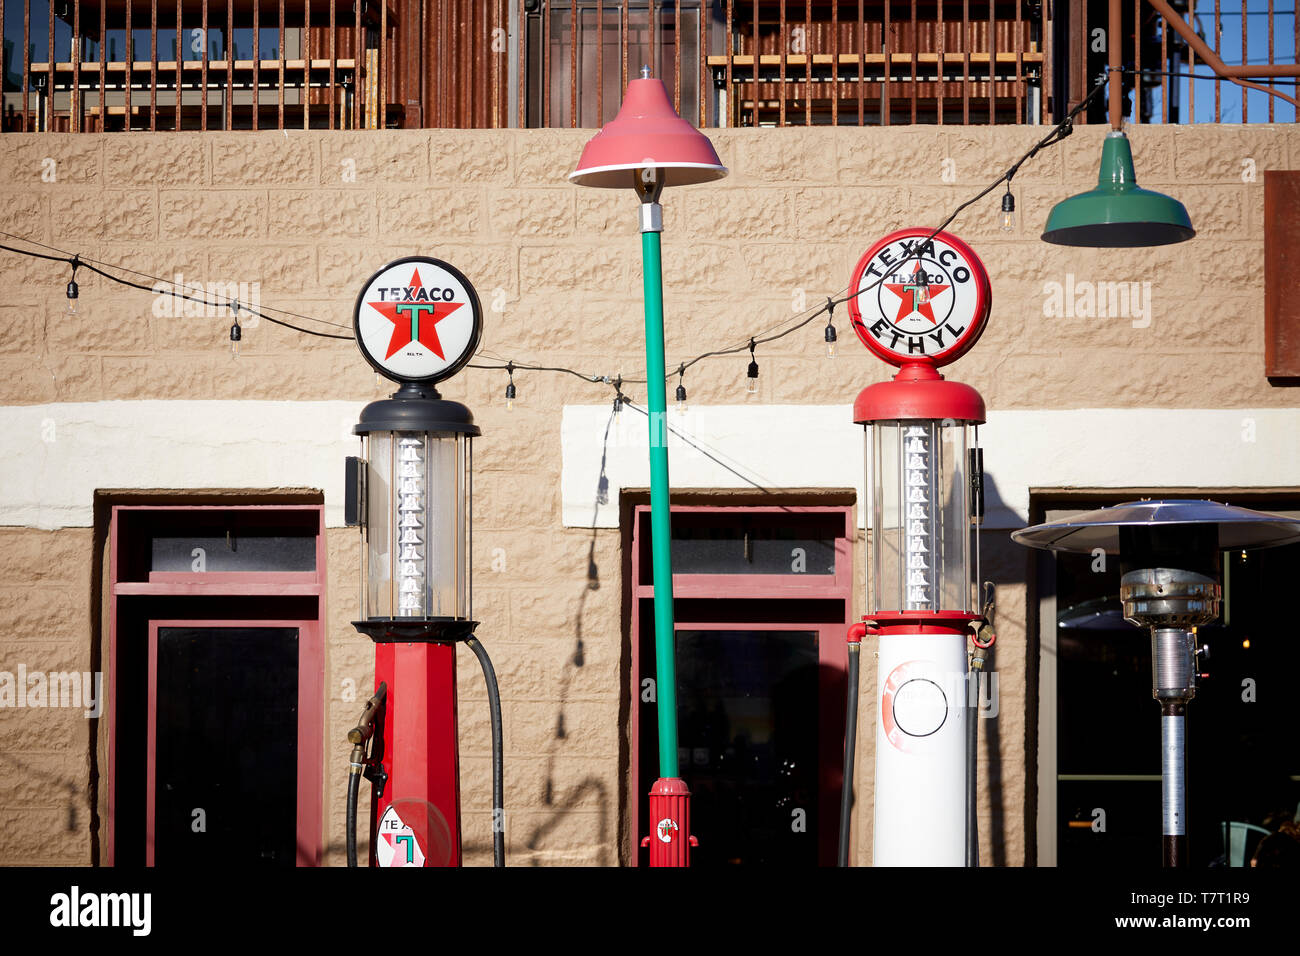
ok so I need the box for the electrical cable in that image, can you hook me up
[838,640,861,867]
[0,229,354,330]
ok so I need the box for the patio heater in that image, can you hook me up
[344,256,504,868]
[1012,499,1300,867]
[843,229,992,866]
[569,67,727,866]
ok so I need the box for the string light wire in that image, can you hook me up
[1,72,1114,388]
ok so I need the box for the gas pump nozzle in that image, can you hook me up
[346,682,388,868]
[347,682,388,748]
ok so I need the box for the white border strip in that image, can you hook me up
[1,402,1296,531]
[561,405,1300,529]
[0,401,365,530]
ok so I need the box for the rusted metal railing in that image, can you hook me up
[1,0,379,130]
[1064,0,1300,125]
[518,1,1049,128]
[4,1,1297,131]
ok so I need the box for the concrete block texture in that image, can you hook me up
[0,122,1295,867]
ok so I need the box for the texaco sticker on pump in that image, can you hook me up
[376,805,426,867]
[353,256,483,385]
[847,229,991,368]
[880,659,953,755]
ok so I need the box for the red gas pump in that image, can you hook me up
[343,257,504,868]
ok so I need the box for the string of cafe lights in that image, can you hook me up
[1,70,1152,398]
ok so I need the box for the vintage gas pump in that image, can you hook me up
[841,229,993,866]
[343,256,504,868]
[1013,500,1300,867]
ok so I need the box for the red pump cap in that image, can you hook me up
[853,362,986,425]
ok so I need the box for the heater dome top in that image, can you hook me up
[1011,499,1300,555]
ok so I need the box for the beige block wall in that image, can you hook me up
[0,122,1294,866]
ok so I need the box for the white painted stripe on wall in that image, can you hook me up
[560,405,1300,529]
[0,401,366,530]
[1,402,1296,531]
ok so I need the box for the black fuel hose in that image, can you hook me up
[466,636,505,868]
[838,641,861,867]
[965,667,980,868]
[346,756,363,868]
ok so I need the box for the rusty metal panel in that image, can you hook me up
[201,0,208,130]
[176,0,184,130]
[71,0,81,131]
[352,0,360,127]
[571,0,578,126]
[751,0,757,126]
[280,0,288,128]
[1265,171,1300,379]
[22,0,29,130]
[47,0,54,128]
[304,0,312,128]
[857,0,864,123]
[149,0,157,130]
[328,0,336,128]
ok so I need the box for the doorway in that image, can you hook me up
[106,503,325,866]
[628,502,854,865]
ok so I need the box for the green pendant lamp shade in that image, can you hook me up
[1042,131,1194,247]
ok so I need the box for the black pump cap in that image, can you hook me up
[354,382,481,437]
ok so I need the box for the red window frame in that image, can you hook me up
[628,503,855,865]
[107,504,326,867]
[145,618,324,867]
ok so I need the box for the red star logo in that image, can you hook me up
[366,268,463,360]
[884,261,950,325]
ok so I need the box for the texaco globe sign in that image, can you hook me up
[847,229,991,368]
[353,256,483,384]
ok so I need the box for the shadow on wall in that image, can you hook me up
[523,405,616,865]
[0,752,84,851]
[976,463,1028,866]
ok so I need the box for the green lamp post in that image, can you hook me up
[570,68,727,866]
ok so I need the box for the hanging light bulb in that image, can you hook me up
[505,362,517,411]
[1000,186,1017,233]
[824,299,838,359]
[674,363,687,415]
[65,257,80,315]
[229,299,241,360]
[613,376,624,420]
[745,339,759,395]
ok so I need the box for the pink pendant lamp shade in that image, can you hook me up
[569,74,728,189]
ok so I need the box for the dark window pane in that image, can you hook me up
[155,626,299,866]
[674,628,820,866]
[151,534,315,573]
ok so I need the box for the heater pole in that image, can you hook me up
[1161,699,1187,868]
